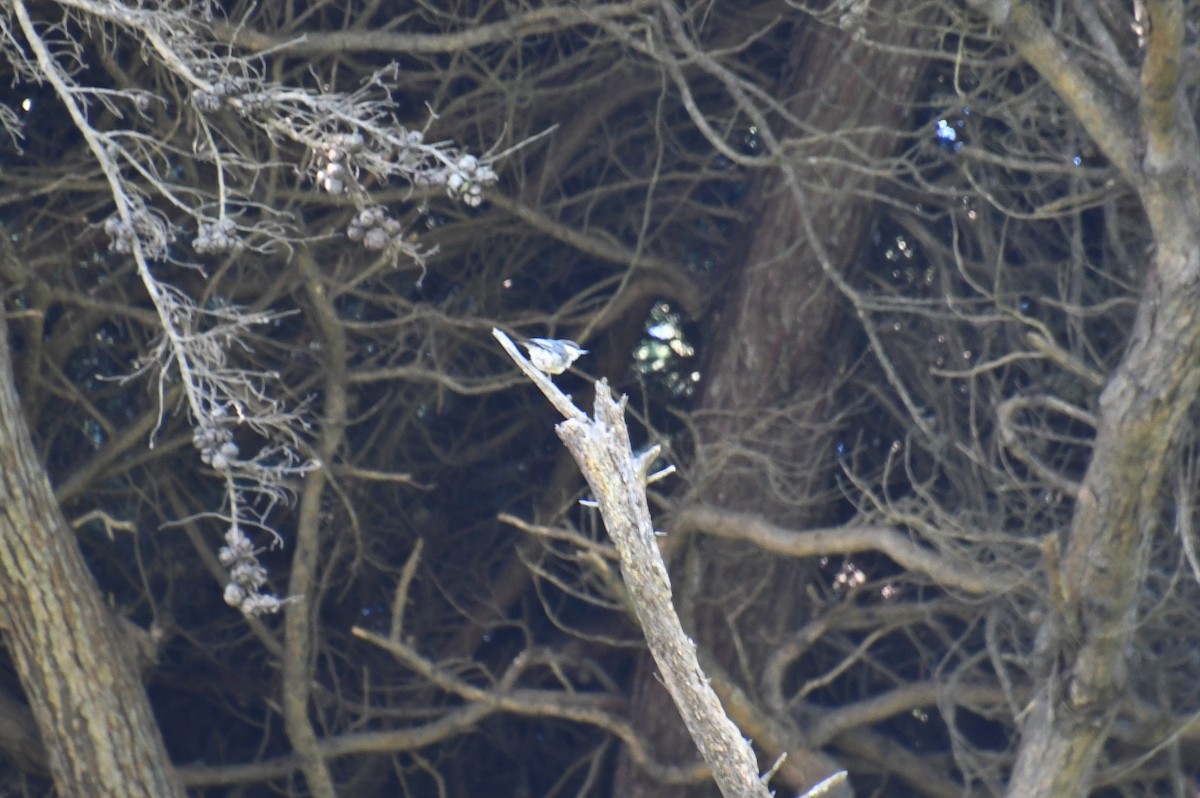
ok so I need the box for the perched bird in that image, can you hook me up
[518,337,588,375]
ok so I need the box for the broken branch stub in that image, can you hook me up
[494,327,770,798]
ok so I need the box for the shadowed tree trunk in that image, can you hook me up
[616,8,929,797]
[0,310,185,798]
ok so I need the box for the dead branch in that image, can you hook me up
[493,328,775,798]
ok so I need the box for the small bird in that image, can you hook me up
[518,337,588,375]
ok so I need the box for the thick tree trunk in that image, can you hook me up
[1005,160,1200,798]
[959,2,1200,795]
[0,315,185,798]
[616,8,928,798]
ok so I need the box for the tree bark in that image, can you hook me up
[957,3,1200,795]
[616,7,929,797]
[0,313,185,798]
